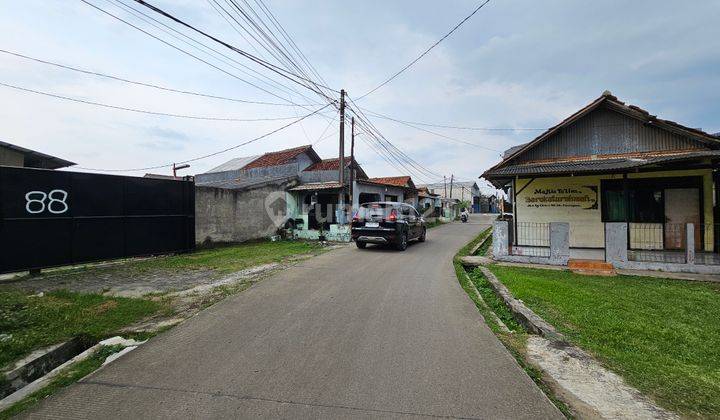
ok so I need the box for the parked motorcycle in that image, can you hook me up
[461,214,468,223]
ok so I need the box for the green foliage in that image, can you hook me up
[0,290,160,368]
[126,240,323,274]
[490,265,720,417]
[0,345,126,419]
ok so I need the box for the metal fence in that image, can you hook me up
[511,221,550,257]
[694,223,720,265]
[628,223,686,264]
[0,166,195,274]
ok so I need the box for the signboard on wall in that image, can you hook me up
[524,185,598,210]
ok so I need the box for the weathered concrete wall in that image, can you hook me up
[195,183,291,244]
[549,222,570,264]
[493,221,509,257]
[605,222,628,263]
[0,146,24,167]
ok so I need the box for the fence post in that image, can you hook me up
[493,220,509,257]
[605,222,628,264]
[549,222,570,264]
[686,223,695,265]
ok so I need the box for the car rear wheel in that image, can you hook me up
[418,228,426,242]
[356,241,367,249]
[396,232,408,251]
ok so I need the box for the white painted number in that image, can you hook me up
[25,189,69,215]
[47,189,69,214]
[25,191,47,214]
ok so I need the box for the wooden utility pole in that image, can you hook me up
[349,116,355,208]
[449,174,454,198]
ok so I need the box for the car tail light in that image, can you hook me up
[352,211,360,222]
[388,208,397,222]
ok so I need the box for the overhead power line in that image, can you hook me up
[109,0,326,107]
[0,49,319,107]
[77,103,333,172]
[130,0,337,99]
[81,0,327,108]
[360,107,545,132]
[357,0,491,100]
[356,107,502,153]
[0,81,323,122]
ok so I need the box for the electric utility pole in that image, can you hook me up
[449,174,454,198]
[444,176,447,197]
[349,116,355,208]
[338,89,346,222]
[339,89,346,186]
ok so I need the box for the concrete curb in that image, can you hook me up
[469,231,492,256]
[478,266,565,342]
[461,271,511,333]
[0,337,144,412]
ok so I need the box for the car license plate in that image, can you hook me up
[365,222,379,228]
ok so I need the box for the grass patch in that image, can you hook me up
[477,235,492,256]
[107,240,323,274]
[489,265,720,417]
[0,344,125,419]
[0,290,162,368]
[426,219,446,229]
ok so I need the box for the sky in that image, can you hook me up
[1,0,719,190]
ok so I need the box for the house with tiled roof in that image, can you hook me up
[483,91,720,273]
[195,144,413,243]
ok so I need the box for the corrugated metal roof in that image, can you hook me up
[483,92,720,180]
[487,150,720,177]
[0,140,75,169]
[198,175,297,190]
[288,181,342,191]
[204,155,260,173]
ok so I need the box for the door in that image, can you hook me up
[400,205,418,238]
[664,188,701,250]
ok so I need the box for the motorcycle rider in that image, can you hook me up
[460,207,469,222]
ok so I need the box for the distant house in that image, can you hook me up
[364,176,419,206]
[417,180,497,213]
[417,186,441,216]
[483,91,720,271]
[0,140,75,169]
[194,145,414,243]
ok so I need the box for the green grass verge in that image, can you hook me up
[426,219,446,229]
[0,344,126,419]
[477,235,492,256]
[20,240,325,281]
[0,290,163,368]
[489,265,720,417]
[107,240,324,274]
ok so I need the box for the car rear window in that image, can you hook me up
[357,203,395,220]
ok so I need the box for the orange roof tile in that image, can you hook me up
[243,145,314,169]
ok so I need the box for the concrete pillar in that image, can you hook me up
[605,222,628,264]
[493,221,509,257]
[549,222,570,264]
[686,223,695,265]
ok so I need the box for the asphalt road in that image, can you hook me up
[25,214,562,419]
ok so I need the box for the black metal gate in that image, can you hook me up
[0,166,195,274]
